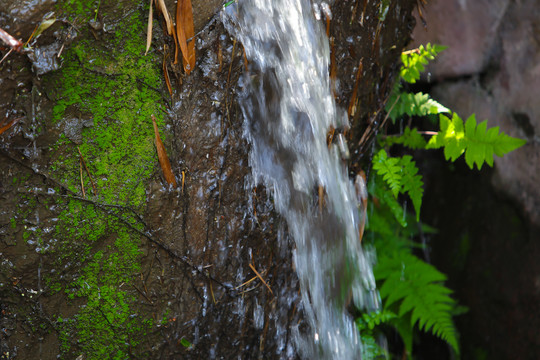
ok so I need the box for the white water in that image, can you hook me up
[224,1,378,358]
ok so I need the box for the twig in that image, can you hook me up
[1,147,233,293]
[80,157,86,198]
[132,284,154,305]
[0,27,23,52]
[248,263,273,296]
[357,94,399,148]
[77,146,97,195]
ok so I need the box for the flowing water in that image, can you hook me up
[223,1,379,358]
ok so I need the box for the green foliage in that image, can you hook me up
[378,0,391,22]
[387,91,449,122]
[356,310,396,358]
[180,338,193,348]
[400,44,446,84]
[362,42,525,358]
[426,113,527,170]
[363,192,458,357]
[372,150,423,220]
[376,251,459,354]
[387,43,449,123]
[382,127,427,150]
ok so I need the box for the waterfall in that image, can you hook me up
[223,1,378,358]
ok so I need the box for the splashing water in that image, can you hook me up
[224,1,378,358]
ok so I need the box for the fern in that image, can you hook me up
[369,175,408,228]
[356,309,396,358]
[387,91,449,122]
[382,127,427,150]
[400,43,446,84]
[373,150,402,197]
[376,251,459,355]
[372,150,424,220]
[364,195,459,356]
[426,113,527,169]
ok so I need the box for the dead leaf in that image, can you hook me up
[347,58,363,117]
[145,0,153,55]
[176,0,195,74]
[163,46,172,96]
[156,0,174,35]
[0,117,18,136]
[0,28,22,52]
[152,115,177,187]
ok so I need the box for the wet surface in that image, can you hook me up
[0,0,417,359]
[418,155,540,360]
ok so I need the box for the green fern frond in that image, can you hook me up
[427,113,527,170]
[376,251,460,354]
[400,43,447,84]
[383,127,428,150]
[399,155,423,220]
[372,150,424,220]
[369,177,407,228]
[356,310,396,331]
[373,150,402,197]
[387,91,450,121]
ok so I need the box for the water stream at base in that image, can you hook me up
[224,1,378,358]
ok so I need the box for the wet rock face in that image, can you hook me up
[412,0,509,78]
[409,1,540,358]
[1,0,417,359]
[411,0,540,226]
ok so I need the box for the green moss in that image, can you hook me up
[61,0,100,21]
[38,6,166,359]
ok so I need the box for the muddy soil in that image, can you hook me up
[1,1,416,359]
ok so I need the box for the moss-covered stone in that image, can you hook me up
[33,3,168,358]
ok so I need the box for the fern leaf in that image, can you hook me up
[383,127,428,150]
[371,184,408,228]
[387,91,450,121]
[427,113,527,169]
[373,150,402,197]
[373,150,424,220]
[400,43,447,84]
[376,251,460,354]
[398,156,423,220]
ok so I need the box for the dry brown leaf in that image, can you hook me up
[145,0,153,55]
[152,115,177,187]
[347,58,363,117]
[0,117,18,136]
[176,0,195,74]
[162,47,173,96]
[156,0,174,35]
[175,0,189,67]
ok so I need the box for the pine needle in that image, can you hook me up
[248,263,273,295]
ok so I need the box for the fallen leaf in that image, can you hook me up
[163,47,172,96]
[0,117,18,136]
[176,0,195,74]
[156,0,174,35]
[152,115,177,187]
[348,58,363,117]
[145,0,153,55]
[34,16,56,39]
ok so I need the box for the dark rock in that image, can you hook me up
[412,0,540,225]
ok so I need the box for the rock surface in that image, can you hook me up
[412,0,540,225]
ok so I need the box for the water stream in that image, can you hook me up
[224,1,378,358]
